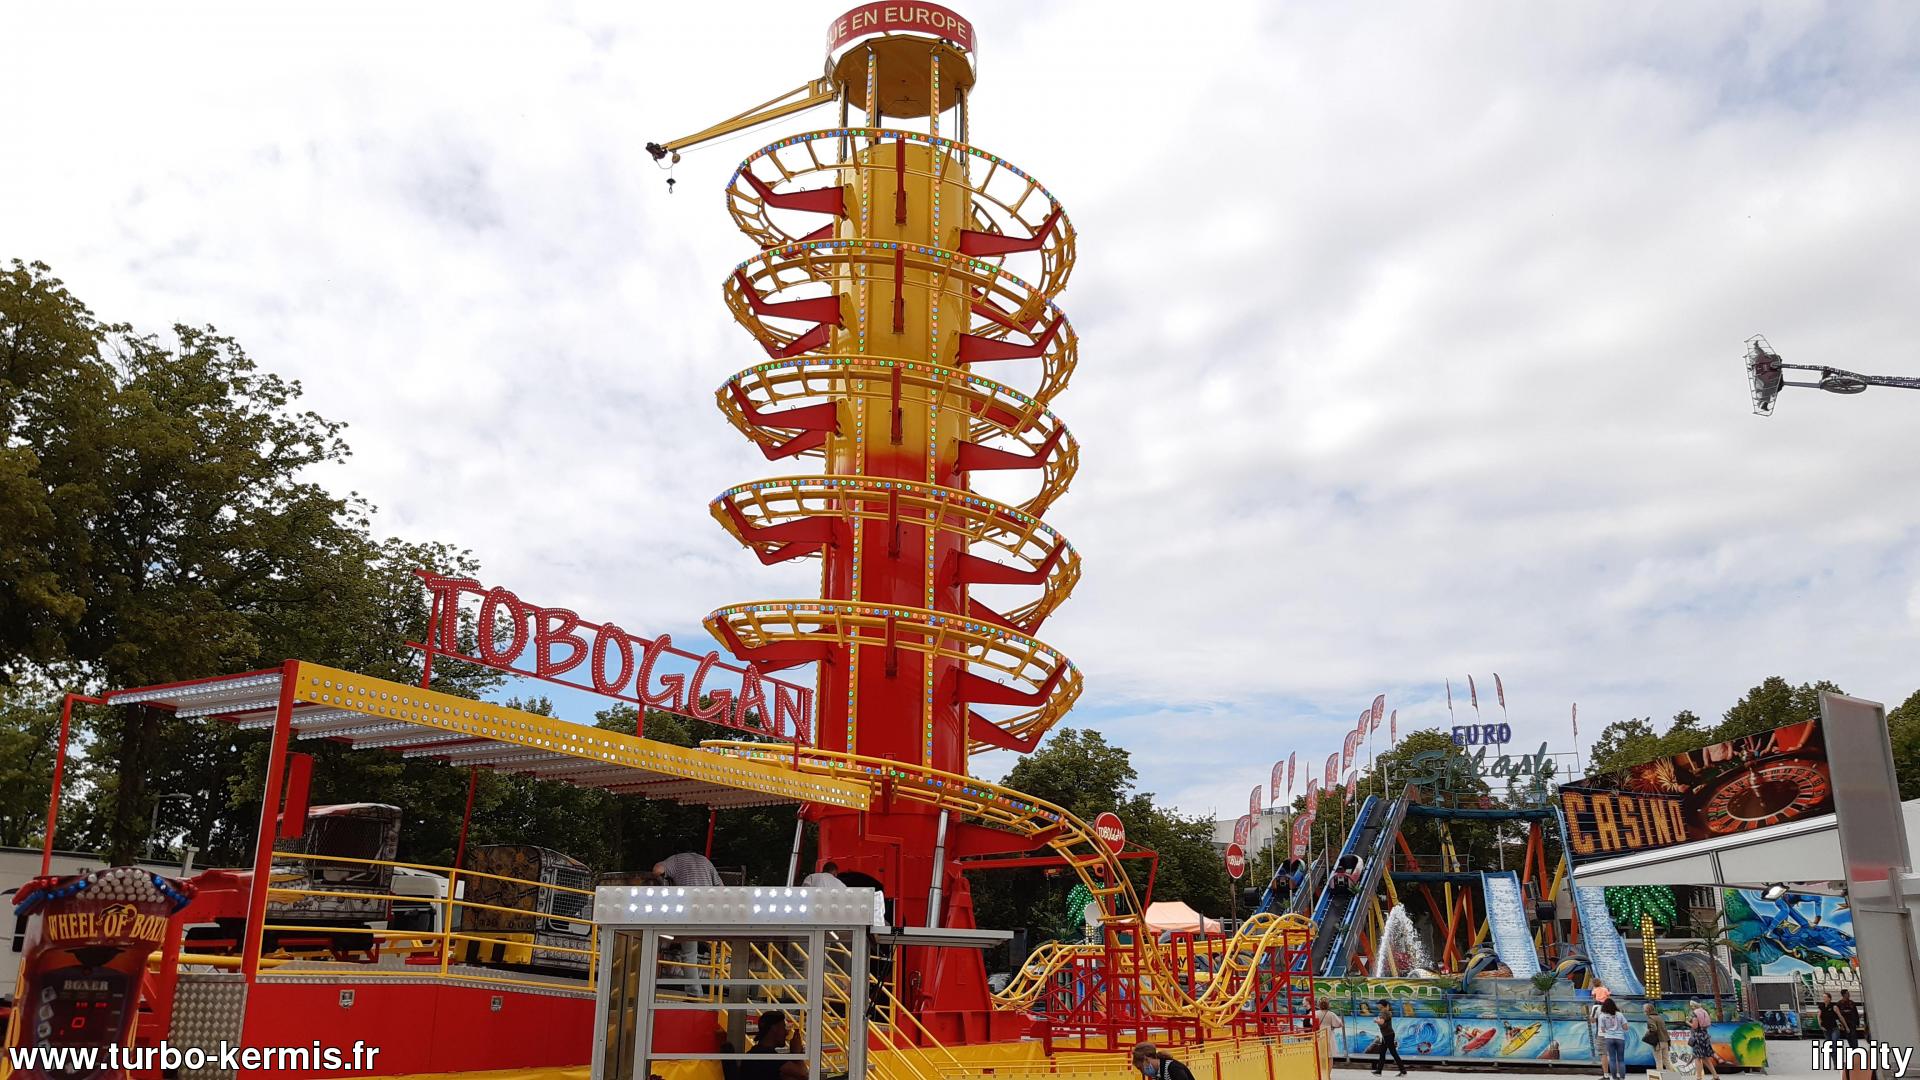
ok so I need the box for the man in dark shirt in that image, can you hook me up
[741,1010,808,1080]
[1817,993,1839,1042]
[1371,1000,1406,1076]
[1835,990,1862,1047]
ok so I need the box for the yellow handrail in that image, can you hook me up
[706,741,1317,1028]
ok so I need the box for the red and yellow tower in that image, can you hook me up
[700,3,1081,1036]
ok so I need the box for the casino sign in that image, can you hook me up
[1559,718,1833,862]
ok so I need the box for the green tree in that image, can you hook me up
[968,729,1232,944]
[1,260,492,863]
[1586,711,1707,779]
[1715,677,1842,742]
[0,680,63,847]
[1885,689,1920,801]
[0,261,107,678]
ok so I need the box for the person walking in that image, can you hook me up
[653,853,725,993]
[1588,985,1611,1078]
[1311,997,1345,1073]
[1835,990,1861,1048]
[1131,1044,1196,1080]
[1642,1001,1672,1076]
[1686,1001,1718,1079]
[1596,999,1628,1080]
[1371,1000,1406,1076]
[1817,993,1839,1043]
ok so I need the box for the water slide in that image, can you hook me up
[1478,870,1542,977]
[1552,808,1646,995]
[1290,857,1325,917]
[1253,853,1324,918]
[1304,790,1412,976]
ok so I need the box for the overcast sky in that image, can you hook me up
[5,1,1918,821]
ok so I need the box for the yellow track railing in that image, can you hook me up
[706,742,1314,1028]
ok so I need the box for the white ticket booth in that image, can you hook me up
[591,885,883,1080]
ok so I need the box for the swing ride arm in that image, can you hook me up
[647,77,838,163]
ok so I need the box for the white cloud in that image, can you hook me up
[3,1,1917,822]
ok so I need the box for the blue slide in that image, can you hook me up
[1254,852,1324,917]
[1554,809,1645,995]
[1479,870,1542,978]
[1302,792,1411,976]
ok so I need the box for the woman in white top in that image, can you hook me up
[1595,998,1629,1080]
[1310,997,1345,1073]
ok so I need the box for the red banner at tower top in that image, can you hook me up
[828,2,974,54]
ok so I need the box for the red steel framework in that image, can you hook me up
[697,14,1084,1041]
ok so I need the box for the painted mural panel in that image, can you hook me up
[1327,987,1765,1069]
[1723,889,1855,975]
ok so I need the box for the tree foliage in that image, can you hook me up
[1889,688,1920,801]
[967,729,1232,945]
[1249,729,1529,886]
[0,260,493,862]
[1584,677,1850,782]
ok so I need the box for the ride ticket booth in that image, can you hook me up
[591,885,884,1080]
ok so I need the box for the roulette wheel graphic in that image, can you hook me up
[1700,756,1829,834]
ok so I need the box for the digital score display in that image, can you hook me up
[37,971,132,1049]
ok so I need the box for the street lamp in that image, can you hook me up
[1745,335,1920,416]
[146,793,194,861]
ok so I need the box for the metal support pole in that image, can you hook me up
[704,808,718,861]
[925,810,950,928]
[808,929,828,1080]
[39,694,91,875]
[241,661,299,985]
[787,811,806,886]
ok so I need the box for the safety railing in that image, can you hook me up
[201,850,600,994]
[739,936,964,1080]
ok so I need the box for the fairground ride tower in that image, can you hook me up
[671,3,1082,1040]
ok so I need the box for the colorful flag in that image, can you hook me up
[1446,678,1455,719]
[1389,708,1398,742]
[1468,674,1479,710]
[1287,752,1297,797]
[1494,673,1506,710]
[1270,762,1286,805]
[1305,781,1319,816]
[1370,694,1386,733]
[1291,813,1312,860]
[1572,702,1579,740]
[1325,752,1338,788]
[1345,771,1358,801]
[1358,709,1370,734]
[1249,785,1263,820]
[1233,814,1253,849]
[1342,730,1360,770]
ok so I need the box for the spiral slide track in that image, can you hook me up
[708,740,1312,1028]
[704,124,1083,762]
[686,17,1314,1037]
